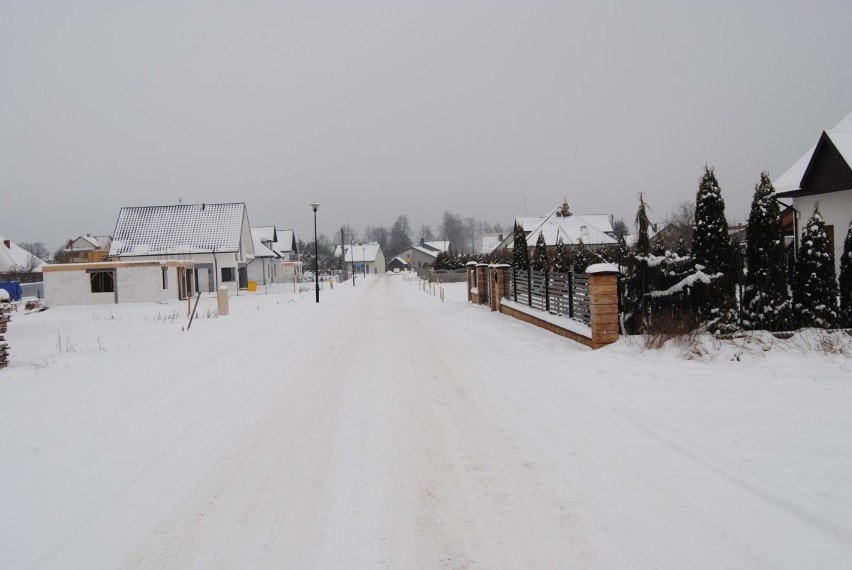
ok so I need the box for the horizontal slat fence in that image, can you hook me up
[506,268,590,326]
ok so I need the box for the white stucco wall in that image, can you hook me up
[792,189,852,275]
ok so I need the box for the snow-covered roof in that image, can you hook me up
[502,205,617,249]
[333,243,383,262]
[480,233,503,254]
[251,226,277,243]
[110,203,249,256]
[0,234,46,272]
[64,234,112,251]
[273,230,295,253]
[422,240,450,252]
[251,236,277,259]
[774,110,852,193]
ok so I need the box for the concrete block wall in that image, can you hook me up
[45,269,115,306]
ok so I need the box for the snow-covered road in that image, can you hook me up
[1,275,851,568]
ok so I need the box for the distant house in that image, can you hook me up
[493,200,618,254]
[0,235,46,283]
[247,226,303,286]
[270,229,299,261]
[59,234,113,263]
[387,256,409,272]
[334,242,386,275]
[109,202,255,293]
[775,110,852,275]
[478,233,504,255]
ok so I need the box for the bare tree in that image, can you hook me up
[665,200,695,246]
[18,242,50,260]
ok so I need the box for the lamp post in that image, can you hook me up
[350,237,356,286]
[310,202,320,303]
[362,244,366,277]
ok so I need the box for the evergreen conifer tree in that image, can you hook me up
[692,166,737,331]
[794,205,839,328]
[532,233,549,271]
[553,238,570,273]
[573,240,591,273]
[840,221,852,328]
[742,172,792,331]
[635,194,651,256]
[512,222,530,270]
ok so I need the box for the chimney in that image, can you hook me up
[420,237,425,246]
[498,233,504,242]
[3,240,10,249]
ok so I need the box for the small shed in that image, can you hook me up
[44,260,195,306]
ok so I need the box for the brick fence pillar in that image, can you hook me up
[475,264,487,305]
[587,263,621,349]
[466,262,477,302]
[489,264,510,311]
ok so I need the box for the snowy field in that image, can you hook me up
[1,275,851,569]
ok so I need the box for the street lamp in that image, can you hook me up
[350,236,356,286]
[310,202,320,303]
[361,243,366,277]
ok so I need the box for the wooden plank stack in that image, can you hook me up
[0,302,10,368]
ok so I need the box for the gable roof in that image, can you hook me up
[272,229,296,255]
[495,204,617,251]
[110,203,250,256]
[334,243,383,263]
[422,240,450,252]
[775,110,852,194]
[64,234,112,251]
[0,235,46,272]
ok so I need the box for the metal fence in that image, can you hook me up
[416,268,468,283]
[506,268,590,326]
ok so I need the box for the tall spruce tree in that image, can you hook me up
[742,172,792,331]
[692,166,737,331]
[635,193,651,256]
[512,222,530,270]
[573,240,591,273]
[840,221,852,328]
[793,205,838,328]
[532,233,549,271]
[553,238,570,273]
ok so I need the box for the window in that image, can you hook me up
[221,267,236,282]
[89,270,115,293]
[162,267,168,290]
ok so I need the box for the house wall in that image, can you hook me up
[375,249,386,274]
[246,257,272,285]
[792,189,852,275]
[119,252,241,293]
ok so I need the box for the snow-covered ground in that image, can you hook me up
[1,275,850,569]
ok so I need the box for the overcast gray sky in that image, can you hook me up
[2,0,851,251]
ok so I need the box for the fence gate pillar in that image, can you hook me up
[489,264,510,311]
[466,262,477,302]
[475,264,487,305]
[587,264,621,349]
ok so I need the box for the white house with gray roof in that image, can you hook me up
[247,226,302,286]
[775,110,852,276]
[333,242,386,275]
[493,200,617,254]
[109,202,254,293]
